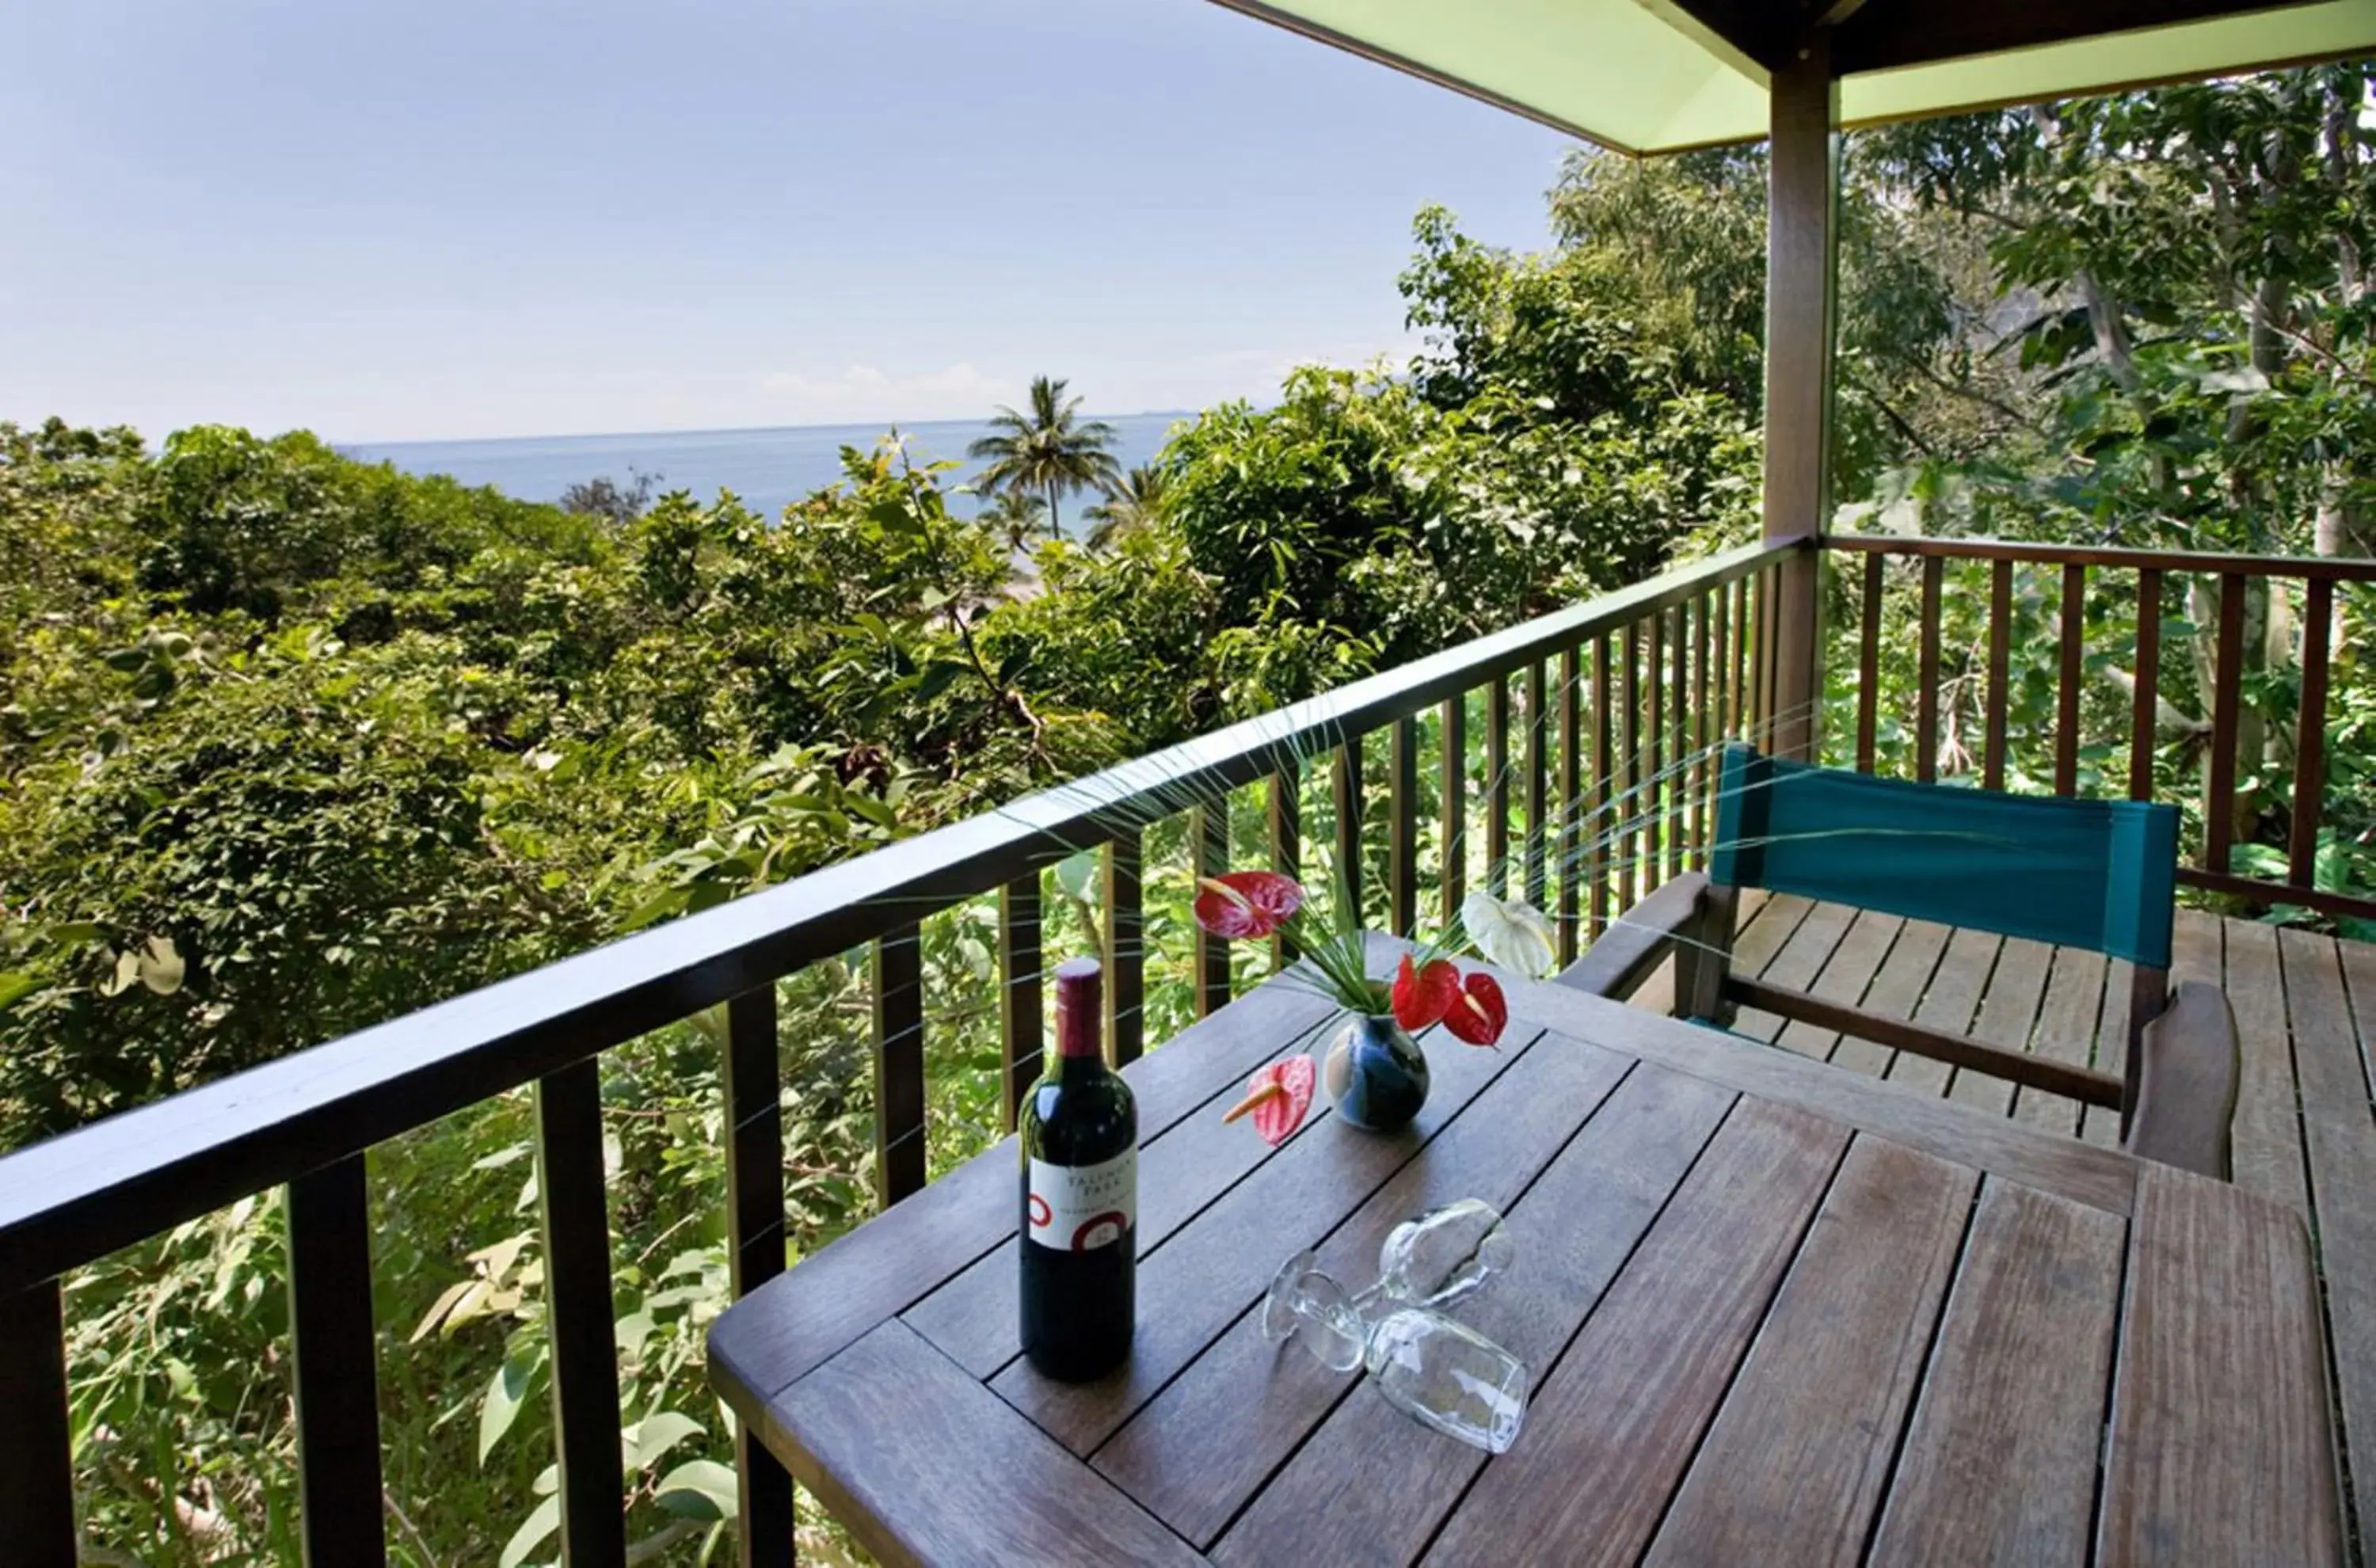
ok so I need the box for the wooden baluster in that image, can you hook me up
[1856,553,1883,773]
[0,1281,74,1568]
[1486,680,1510,899]
[536,1058,628,1568]
[1591,636,1614,940]
[1985,559,2012,792]
[1559,646,1583,965]
[1750,567,1772,744]
[1731,574,1750,742]
[2205,573,2247,875]
[2290,578,2333,890]
[1620,620,1643,914]
[1654,613,1673,893]
[1334,735,1365,920]
[287,1154,387,1567]
[1190,805,1229,1015]
[1001,876,1045,1114]
[1268,768,1300,967]
[1525,661,1550,908]
[1439,697,1467,934]
[1691,591,1712,866]
[1103,832,1145,1065]
[2054,562,2086,796]
[722,986,794,1568]
[873,925,927,1205]
[1391,715,1420,937]
[2130,569,2164,802]
[1670,602,1690,878]
[1916,554,1943,783]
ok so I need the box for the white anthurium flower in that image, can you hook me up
[1460,890,1557,979]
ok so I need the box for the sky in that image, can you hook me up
[0,0,1576,443]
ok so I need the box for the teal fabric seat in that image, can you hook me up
[1707,744,2179,971]
[1556,744,2238,1178]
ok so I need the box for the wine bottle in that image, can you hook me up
[1019,957,1137,1382]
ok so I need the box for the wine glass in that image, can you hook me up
[1262,1253,1530,1453]
[1364,1197,1514,1311]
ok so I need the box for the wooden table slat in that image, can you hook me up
[1864,1179,2126,1567]
[2226,917,2312,1218]
[754,1320,1202,1568]
[1646,1136,1977,1566]
[2096,1163,2343,1567]
[1190,1061,1734,1562]
[1417,1099,1851,1568]
[2279,925,2376,1556]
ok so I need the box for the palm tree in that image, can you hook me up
[967,376,1122,539]
[980,490,1050,555]
[1082,464,1172,550]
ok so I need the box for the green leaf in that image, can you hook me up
[498,1494,562,1568]
[0,972,37,1011]
[479,1348,542,1466]
[1053,851,1098,904]
[626,1410,706,1472]
[655,1458,739,1521]
[914,660,969,705]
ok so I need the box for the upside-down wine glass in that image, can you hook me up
[1260,1199,1529,1454]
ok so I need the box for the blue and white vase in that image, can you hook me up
[1323,1013,1430,1133]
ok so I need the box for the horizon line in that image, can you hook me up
[333,408,1209,453]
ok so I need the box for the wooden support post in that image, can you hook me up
[1761,35,1839,762]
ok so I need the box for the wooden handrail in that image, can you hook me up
[1824,531,2376,582]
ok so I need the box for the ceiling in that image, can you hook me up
[1209,0,2376,152]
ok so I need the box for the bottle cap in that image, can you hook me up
[1053,958,1103,1060]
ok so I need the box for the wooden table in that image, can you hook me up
[709,946,2343,1567]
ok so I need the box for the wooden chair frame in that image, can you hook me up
[1560,870,2240,1180]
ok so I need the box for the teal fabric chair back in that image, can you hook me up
[1707,745,2180,970]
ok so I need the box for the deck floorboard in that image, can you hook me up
[1685,899,2376,1566]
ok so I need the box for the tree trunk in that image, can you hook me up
[2185,575,2271,861]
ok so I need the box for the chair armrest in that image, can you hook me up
[1555,873,1708,1001]
[2123,978,2241,1181]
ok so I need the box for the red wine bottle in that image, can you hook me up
[1019,957,1137,1382]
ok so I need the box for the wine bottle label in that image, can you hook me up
[1025,1150,1136,1253]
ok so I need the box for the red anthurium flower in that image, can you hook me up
[1391,954,1460,1032]
[1441,972,1509,1046]
[1194,870,1304,940]
[1222,1054,1316,1147]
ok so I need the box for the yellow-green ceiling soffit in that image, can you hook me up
[1214,0,2376,153]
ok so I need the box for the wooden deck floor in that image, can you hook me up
[1632,894,2376,1560]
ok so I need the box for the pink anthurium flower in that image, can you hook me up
[1390,953,1460,1032]
[1193,870,1305,941]
[1441,972,1509,1046]
[1221,1054,1316,1147]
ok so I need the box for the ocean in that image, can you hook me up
[342,412,1190,527]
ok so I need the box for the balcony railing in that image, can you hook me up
[1823,535,2376,926]
[0,539,1792,1566]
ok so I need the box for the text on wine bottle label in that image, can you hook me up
[1025,1151,1136,1253]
